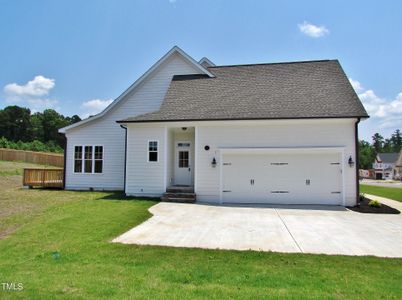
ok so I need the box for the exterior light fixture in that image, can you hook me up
[348,156,354,168]
[182,127,187,131]
[211,157,217,168]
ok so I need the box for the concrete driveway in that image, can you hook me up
[113,202,402,258]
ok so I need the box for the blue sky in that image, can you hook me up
[1,0,401,141]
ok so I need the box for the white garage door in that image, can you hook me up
[222,152,342,205]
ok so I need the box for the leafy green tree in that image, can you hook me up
[358,140,376,169]
[383,138,393,153]
[0,105,81,150]
[372,133,384,153]
[391,129,402,152]
[0,106,32,142]
[40,109,81,146]
[66,115,81,124]
[30,112,44,141]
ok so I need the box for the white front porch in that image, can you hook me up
[166,126,195,188]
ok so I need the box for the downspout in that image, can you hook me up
[120,125,128,195]
[355,118,361,206]
[62,134,67,190]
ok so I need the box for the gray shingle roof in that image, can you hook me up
[118,60,368,123]
[378,153,400,163]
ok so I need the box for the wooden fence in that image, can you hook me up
[0,148,64,167]
[23,168,64,188]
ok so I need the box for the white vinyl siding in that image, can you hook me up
[148,141,159,162]
[123,118,357,206]
[125,125,166,196]
[64,53,201,190]
[194,119,357,206]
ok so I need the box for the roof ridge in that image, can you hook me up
[208,59,334,69]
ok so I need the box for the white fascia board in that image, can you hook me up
[59,46,213,134]
[121,118,357,128]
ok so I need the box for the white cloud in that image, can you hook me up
[3,75,58,111]
[349,78,363,92]
[80,98,113,118]
[4,75,55,99]
[298,21,329,38]
[354,80,402,129]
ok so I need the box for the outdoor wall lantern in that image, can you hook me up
[348,156,355,168]
[211,157,217,168]
[182,127,187,131]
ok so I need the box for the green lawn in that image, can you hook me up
[0,161,402,299]
[360,184,402,202]
[0,160,53,177]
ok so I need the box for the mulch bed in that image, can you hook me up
[348,197,400,214]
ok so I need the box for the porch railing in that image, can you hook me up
[23,168,64,188]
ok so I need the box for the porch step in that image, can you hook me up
[163,192,195,199]
[161,196,196,203]
[161,191,196,203]
[166,186,194,193]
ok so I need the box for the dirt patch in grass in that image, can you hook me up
[0,225,19,239]
[349,197,400,214]
[0,161,73,239]
[0,176,36,217]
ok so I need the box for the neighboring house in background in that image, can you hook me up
[396,153,402,180]
[59,46,369,207]
[359,169,375,179]
[373,152,402,180]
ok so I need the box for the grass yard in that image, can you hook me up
[0,160,53,177]
[0,161,401,299]
[360,184,402,202]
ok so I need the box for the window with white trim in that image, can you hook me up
[84,146,92,173]
[94,146,103,173]
[148,141,158,162]
[74,146,83,173]
[74,145,103,173]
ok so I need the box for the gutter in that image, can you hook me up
[120,125,128,194]
[116,115,369,124]
[355,118,361,206]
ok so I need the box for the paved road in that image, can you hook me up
[114,201,402,258]
[360,179,402,189]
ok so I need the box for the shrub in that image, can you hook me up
[368,200,382,208]
[0,137,63,153]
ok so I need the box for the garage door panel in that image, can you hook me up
[222,152,342,205]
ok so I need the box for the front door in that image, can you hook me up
[174,141,192,185]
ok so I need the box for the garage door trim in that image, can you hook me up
[219,147,345,205]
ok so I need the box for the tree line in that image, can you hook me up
[0,105,81,153]
[359,129,402,169]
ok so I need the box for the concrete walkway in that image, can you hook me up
[113,202,402,258]
[365,194,402,211]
